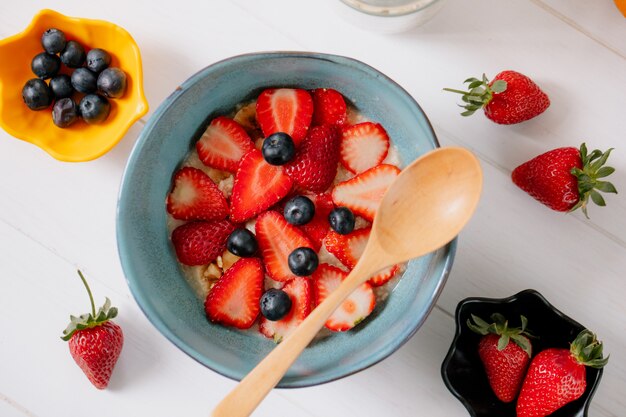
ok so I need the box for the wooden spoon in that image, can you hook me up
[212,146,483,417]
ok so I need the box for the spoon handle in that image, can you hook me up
[211,255,382,417]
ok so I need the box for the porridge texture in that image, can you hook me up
[165,87,405,343]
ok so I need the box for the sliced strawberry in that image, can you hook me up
[255,211,315,282]
[256,88,314,146]
[196,116,255,173]
[171,219,235,266]
[259,277,312,343]
[313,264,375,332]
[299,192,334,251]
[368,264,399,287]
[166,167,229,221]
[340,122,390,174]
[230,149,293,223]
[205,258,264,329]
[332,164,400,221]
[323,229,368,268]
[284,125,341,193]
[324,229,399,286]
[312,88,347,126]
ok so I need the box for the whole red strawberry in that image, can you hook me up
[467,313,533,403]
[512,143,616,217]
[517,330,608,417]
[61,271,124,389]
[444,71,550,124]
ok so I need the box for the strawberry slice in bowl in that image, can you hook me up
[255,210,315,282]
[260,276,313,343]
[312,264,375,332]
[256,88,314,146]
[196,116,255,173]
[324,229,400,287]
[312,88,347,126]
[230,149,293,223]
[205,258,265,329]
[284,124,341,193]
[332,164,401,222]
[166,166,229,221]
[340,122,390,174]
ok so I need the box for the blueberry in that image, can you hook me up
[31,52,60,79]
[262,132,295,165]
[22,79,53,110]
[329,207,355,235]
[86,48,112,73]
[284,196,315,226]
[49,74,73,99]
[226,228,258,257]
[71,68,97,94]
[260,289,292,321]
[60,40,86,68]
[41,28,66,54]
[79,94,110,124]
[52,98,79,128]
[97,67,127,98]
[288,247,318,276]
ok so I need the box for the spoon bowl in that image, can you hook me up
[373,146,483,262]
[212,146,483,417]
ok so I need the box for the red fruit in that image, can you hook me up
[255,211,315,282]
[467,314,533,403]
[259,277,313,343]
[171,219,235,265]
[62,271,124,389]
[256,88,314,146]
[299,192,335,251]
[196,116,255,173]
[312,264,375,332]
[311,88,347,126]
[230,149,293,223]
[340,122,390,174]
[166,167,229,221]
[324,228,399,286]
[284,124,341,193]
[517,330,608,417]
[512,143,616,217]
[204,258,264,329]
[332,164,401,221]
[444,71,550,124]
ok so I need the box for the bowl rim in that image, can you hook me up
[117,51,456,387]
[440,288,604,417]
[0,8,148,162]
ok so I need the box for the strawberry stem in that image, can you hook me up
[443,74,507,117]
[78,269,96,317]
[61,271,118,341]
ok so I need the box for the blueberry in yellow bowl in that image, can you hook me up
[0,9,147,162]
[118,52,455,387]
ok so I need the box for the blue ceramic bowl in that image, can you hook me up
[117,52,455,387]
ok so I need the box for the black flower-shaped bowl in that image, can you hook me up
[441,289,604,417]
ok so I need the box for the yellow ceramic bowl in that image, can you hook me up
[0,9,148,162]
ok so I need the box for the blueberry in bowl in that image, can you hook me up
[31,52,60,79]
[22,78,53,110]
[71,68,98,94]
[441,289,605,417]
[79,94,110,124]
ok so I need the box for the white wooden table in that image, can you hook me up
[1,1,624,416]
